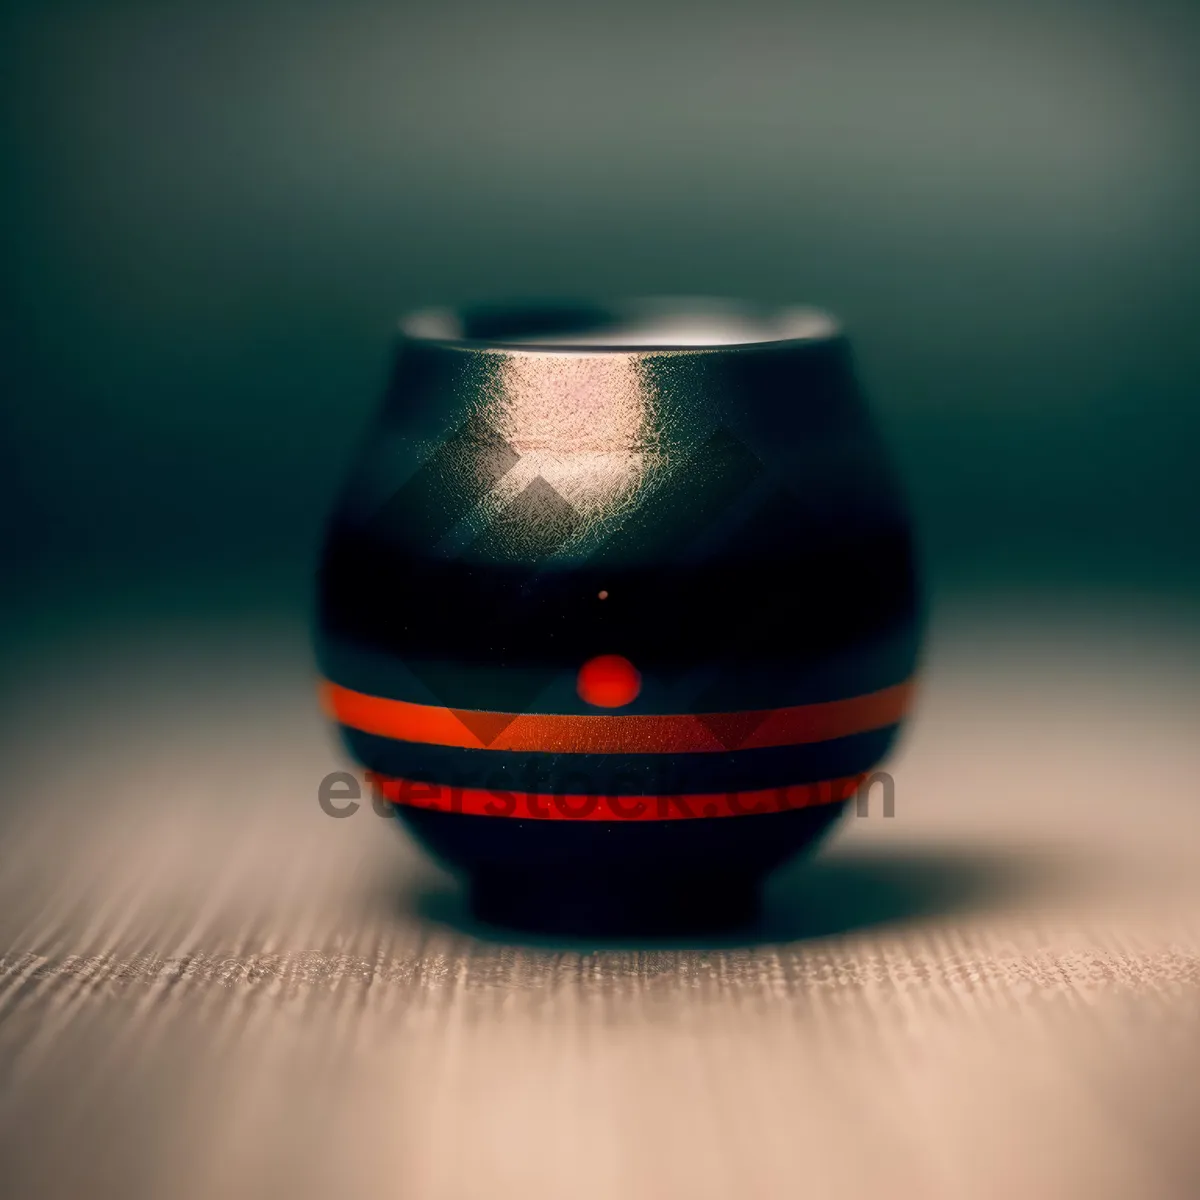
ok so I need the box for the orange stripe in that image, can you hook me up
[372,773,867,820]
[320,679,914,754]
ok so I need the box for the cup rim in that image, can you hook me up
[398,296,841,354]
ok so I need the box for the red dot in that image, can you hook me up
[577,655,641,708]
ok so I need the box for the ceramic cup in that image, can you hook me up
[316,298,921,933]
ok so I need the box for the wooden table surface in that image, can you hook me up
[2,589,1199,1200]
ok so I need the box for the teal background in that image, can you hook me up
[2,0,1198,606]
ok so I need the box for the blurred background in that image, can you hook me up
[2,3,1199,1198]
[3,0,1198,607]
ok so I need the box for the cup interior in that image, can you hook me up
[401,298,837,349]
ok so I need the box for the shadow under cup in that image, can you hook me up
[315,298,922,934]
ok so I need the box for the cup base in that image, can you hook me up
[468,867,762,938]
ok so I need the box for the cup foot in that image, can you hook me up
[468,867,762,938]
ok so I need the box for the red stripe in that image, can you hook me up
[321,679,914,753]
[370,773,867,821]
